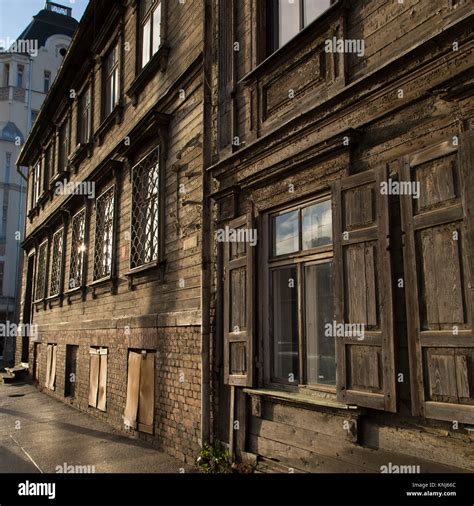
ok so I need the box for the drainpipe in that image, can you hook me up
[200,0,213,446]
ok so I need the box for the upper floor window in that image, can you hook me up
[268,0,333,53]
[4,152,11,184]
[31,110,39,125]
[58,119,69,173]
[35,240,48,301]
[33,162,41,205]
[17,65,24,88]
[68,208,86,290]
[79,86,92,144]
[93,185,115,281]
[130,148,160,269]
[269,198,334,387]
[44,144,52,185]
[104,43,120,117]
[49,227,64,297]
[0,262,3,296]
[44,71,51,93]
[4,63,10,86]
[140,0,162,68]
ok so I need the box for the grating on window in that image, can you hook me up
[49,228,64,296]
[130,148,160,269]
[93,186,115,281]
[35,240,48,301]
[68,208,86,290]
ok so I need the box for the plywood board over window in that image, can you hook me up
[124,350,155,434]
[400,133,474,424]
[44,344,57,391]
[89,347,108,411]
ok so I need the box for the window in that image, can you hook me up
[268,0,333,53]
[44,71,51,93]
[35,240,48,301]
[104,43,120,117]
[89,347,108,411]
[0,262,4,296]
[49,227,64,297]
[140,0,162,68]
[44,144,52,186]
[65,345,78,398]
[4,152,11,184]
[4,63,10,86]
[79,86,92,144]
[58,119,69,173]
[93,186,115,281]
[45,344,57,390]
[130,148,160,269]
[68,208,86,290]
[269,198,335,386]
[31,110,39,125]
[16,65,24,88]
[33,162,41,205]
[124,350,155,433]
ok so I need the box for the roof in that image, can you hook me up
[0,122,24,143]
[16,7,79,48]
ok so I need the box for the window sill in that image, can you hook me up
[69,142,92,170]
[126,44,170,106]
[94,103,124,146]
[242,387,358,411]
[124,260,166,289]
[46,293,64,308]
[89,276,117,298]
[65,285,87,304]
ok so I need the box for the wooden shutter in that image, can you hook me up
[333,166,396,412]
[138,352,155,434]
[49,345,57,391]
[124,351,141,429]
[223,214,254,386]
[45,344,52,389]
[400,135,474,423]
[89,349,100,408]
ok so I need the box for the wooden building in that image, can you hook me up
[15,0,474,472]
[16,0,207,463]
[208,0,474,472]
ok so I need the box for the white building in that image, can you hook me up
[0,1,78,363]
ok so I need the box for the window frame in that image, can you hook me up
[34,239,49,303]
[48,226,64,298]
[102,41,120,120]
[92,185,116,283]
[263,194,336,393]
[16,65,24,88]
[44,70,51,93]
[138,0,162,70]
[78,85,92,145]
[129,146,162,272]
[57,117,70,175]
[67,207,87,292]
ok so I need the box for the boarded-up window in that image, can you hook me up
[400,134,474,424]
[88,347,108,411]
[332,166,396,412]
[44,344,57,391]
[124,350,155,434]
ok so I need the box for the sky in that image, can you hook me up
[0,0,89,42]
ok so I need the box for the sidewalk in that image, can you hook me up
[0,382,195,473]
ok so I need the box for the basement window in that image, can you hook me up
[88,347,108,411]
[130,148,160,270]
[124,350,155,434]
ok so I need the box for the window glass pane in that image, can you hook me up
[305,262,335,385]
[152,3,161,55]
[274,210,299,255]
[272,267,299,382]
[302,200,332,249]
[278,0,300,48]
[303,0,331,27]
[142,17,151,67]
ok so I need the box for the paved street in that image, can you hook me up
[0,381,194,473]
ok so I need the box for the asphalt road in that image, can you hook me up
[0,381,194,473]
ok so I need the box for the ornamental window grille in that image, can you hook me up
[35,240,48,301]
[49,228,64,296]
[68,208,86,290]
[130,148,160,269]
[93,186,115,280]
